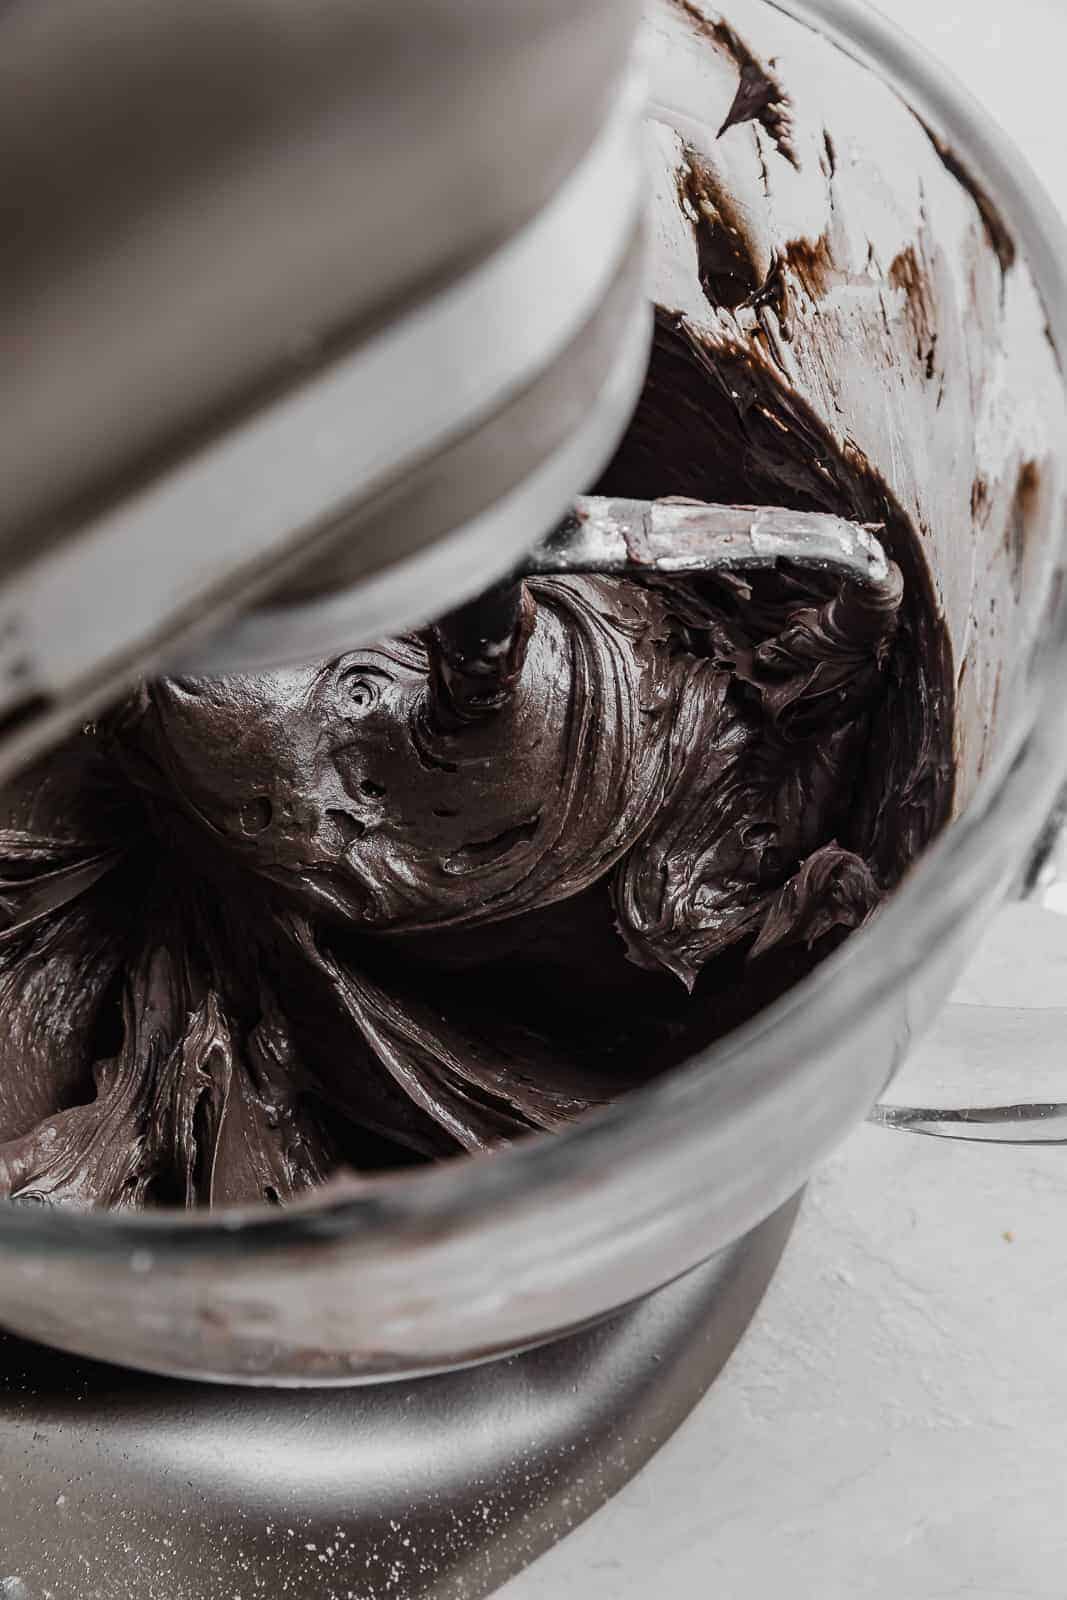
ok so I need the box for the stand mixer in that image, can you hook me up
[4,0,1067,1594]
[0,4,803,1592]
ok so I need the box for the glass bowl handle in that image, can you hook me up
[869,1082,1067,1145]
[870,791,1067,1145]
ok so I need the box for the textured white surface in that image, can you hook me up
[502,4,1067,1595]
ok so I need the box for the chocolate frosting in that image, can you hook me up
[0,312,949,1211]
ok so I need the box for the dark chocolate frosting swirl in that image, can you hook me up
[0,521,928,1210]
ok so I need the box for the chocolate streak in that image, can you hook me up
[673,0,799,168]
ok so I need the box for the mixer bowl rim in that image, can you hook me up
[2,0,1066,1264]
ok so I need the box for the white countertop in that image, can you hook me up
[502,5,1067,1595]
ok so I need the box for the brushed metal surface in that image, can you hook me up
[2,0,641,544]
[0,1196,800,1600]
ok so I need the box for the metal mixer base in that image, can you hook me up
[0,1194,799,1599]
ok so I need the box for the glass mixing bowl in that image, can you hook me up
[2,0,1065,1383]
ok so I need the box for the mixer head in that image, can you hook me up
[2,0,898,790]
[0,0,648,779]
